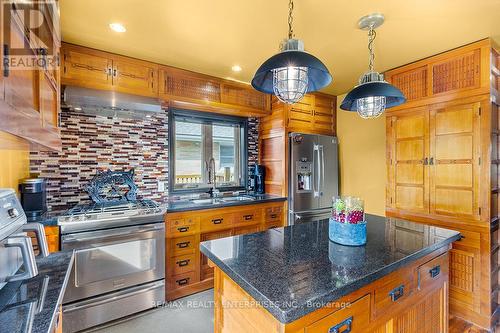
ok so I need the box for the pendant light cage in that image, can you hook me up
[273,66,309,104]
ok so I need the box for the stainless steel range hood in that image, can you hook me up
[63,86,163,119]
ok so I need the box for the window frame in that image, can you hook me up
[168,109,248,195]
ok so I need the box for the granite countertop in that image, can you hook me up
[0,251,74,333]
[200,214,461,324]
[165,193,287,212]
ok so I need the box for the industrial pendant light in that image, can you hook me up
[340,14,406,118]
[251,0,332,104]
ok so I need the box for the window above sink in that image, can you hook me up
[169,109,248,194]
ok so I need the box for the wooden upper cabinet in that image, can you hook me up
[158,66,270,117]
[62,45,112,90]
[387,107,429,214]
[112,59,158,97]
[313,93,336,134]
[429,102,481,220]
[3,13,39,117]
[62,43,158,97]
[385,39,491,109]
[39,71,59,129]
[282,93,336,135]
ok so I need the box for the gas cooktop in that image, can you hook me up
[57,199,166,234]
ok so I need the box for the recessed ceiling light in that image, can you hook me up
[231,65,242,72]
[109,23,126,33]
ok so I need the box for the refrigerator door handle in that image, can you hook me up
[319,145,325,195]
[313,144,320,198]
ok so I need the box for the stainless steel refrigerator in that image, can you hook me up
[288,133,339,225]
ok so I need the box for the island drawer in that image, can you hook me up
[168,253,196,276]
[265,206,283,222]
[374,269,413,315]
[305,294,370,333]
[168,271,197,290]
[233,209,262,225]
[168,235,197,257]
[200,212,234,232]
[167,216,200,238]
[418,253,448,290]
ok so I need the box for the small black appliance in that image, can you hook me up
[19,178,47,219]
[249,165,265,194]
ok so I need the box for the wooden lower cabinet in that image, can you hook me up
[165,201,286,300]
[213,248,450,333]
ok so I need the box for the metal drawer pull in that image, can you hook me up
[329,316,353,333]
[243,215,253,220]
[429,265,441,278]
[177,259,190,267]
[270,214,277,219]
[212,218,223,224]
[177,227,189,232]
[176,241,190,248]
[389,285,405,302]
[176,278,190,286]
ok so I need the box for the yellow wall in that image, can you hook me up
[0,132,31,191]
[336,94,386,216]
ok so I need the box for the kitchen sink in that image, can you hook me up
[191,198,220,205]
[220,196,255,202]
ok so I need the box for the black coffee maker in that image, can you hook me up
[249,165,265,194]
[19,178,47,220]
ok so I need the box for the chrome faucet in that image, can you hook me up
[207,158,218,198]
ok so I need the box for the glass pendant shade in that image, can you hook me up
[252,40,332,104]
[272,66,308,104]
[356,96,386,118]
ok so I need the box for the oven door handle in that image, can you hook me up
[21,222,49,258]
[5,236,38,282]
[62,224,164,244]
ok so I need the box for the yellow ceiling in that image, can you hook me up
[60,0,500,95]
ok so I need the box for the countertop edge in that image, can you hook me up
[200,231,461,324]
[46,251,75,333]
[166,196,287,213]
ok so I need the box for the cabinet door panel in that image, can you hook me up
[429,102,480,220]
[389,109,429,213]
[62,46,111,89]
[39,72,58,128]
[4,17,38,117]
[112,59,157,97]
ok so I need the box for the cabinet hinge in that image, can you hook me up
[479,107,481,116]
[479,207,482,215]
[390,197,393,204]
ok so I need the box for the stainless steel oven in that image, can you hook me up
[61,222,165,332]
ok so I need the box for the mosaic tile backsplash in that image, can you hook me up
[30,108,259,211]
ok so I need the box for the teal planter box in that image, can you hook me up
[329,218,367,246]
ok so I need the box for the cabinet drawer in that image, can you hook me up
[168,235,196,257]
[374,270,413,315]
[233,225,261,236]
[200,213,233,232]
[167,216,200,238]
[418,253,448,290]
[305,294,370,333]
[168,253,196,276]
[265,206,283,223]
[168,271,197,290]
[234,209,262,225]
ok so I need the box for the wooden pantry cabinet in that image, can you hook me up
[165,201,286,301]
[0,0,62,150]
[385,38,500,330]
[60,43,272,117]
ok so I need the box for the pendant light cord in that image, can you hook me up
[368,26,376,72]
[288,0,294,39]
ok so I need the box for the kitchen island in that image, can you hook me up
[200,214,461,332]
